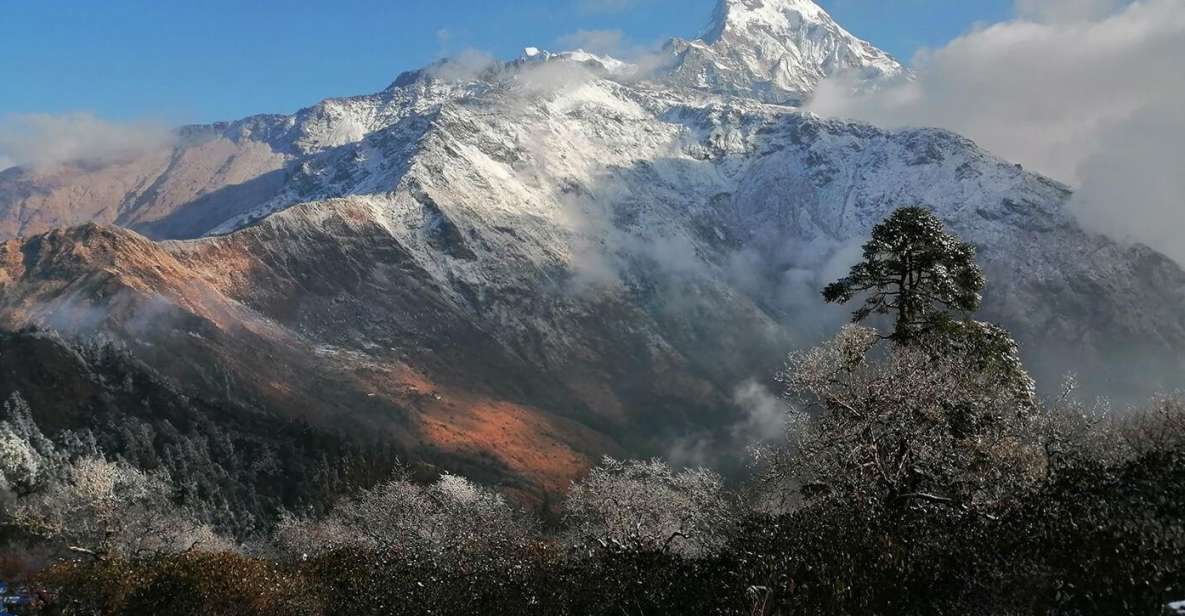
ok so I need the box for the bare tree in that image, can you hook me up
[563,457,734,557]
[1118,395,1185,457]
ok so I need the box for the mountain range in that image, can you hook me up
[2,0,1183,494]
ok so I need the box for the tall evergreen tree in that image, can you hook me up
[823,206,984,342]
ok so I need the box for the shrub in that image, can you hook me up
[563,457,735,557]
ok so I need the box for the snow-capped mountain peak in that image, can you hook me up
[664,0,906,104]
[703,0,831,42]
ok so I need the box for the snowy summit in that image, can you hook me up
[666,0,907,103]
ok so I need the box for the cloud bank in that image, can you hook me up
[807,0,1185,264]
[0,112,175,171]
[1014,0,1129,23]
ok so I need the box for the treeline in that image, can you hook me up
[2,207,1183,614]
[0,329,402,538]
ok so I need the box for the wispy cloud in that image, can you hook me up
[557,29,628,55]
[435,28,454,56]
[807,0,1185,264]
[425,49,499,82]
[730,379,787,444]
[553,27,676,79]
[0,112,175,170]
[577,0,648,15]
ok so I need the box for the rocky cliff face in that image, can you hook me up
[1,0,1181,490]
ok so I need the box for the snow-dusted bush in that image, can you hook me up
[0,393,59,495]
[275,472,532,562]
[13,456,230,558]
[759,324,1044,513]
[0,428,47,495]
[563,457,734,557]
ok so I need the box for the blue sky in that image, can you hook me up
[0,0,1012,124]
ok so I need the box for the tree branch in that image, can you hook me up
[67,545,103,560]
[661,531,689,552]
[895,492,955,506]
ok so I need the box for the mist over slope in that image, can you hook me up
[1,0,1182,490]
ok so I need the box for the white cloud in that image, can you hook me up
[1072,101,1185,265]
[553,28,676,80]
[1014,0,1129,23]
[516,58,599,94]
[0,156,14,172]
[730,379,786,444]
[0,112,174,170]
[807,0,1185,264]
[557,29,627,55]
[435,29,453,55]
[426,49,499,82]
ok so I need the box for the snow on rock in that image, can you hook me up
[197,50,1185,399]
[663,0,907,104]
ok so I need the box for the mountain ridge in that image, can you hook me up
[0,0,1181,491]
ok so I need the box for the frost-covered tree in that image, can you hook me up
[0,431,48,498]
[823,206,984,342]
[760,325,1042,513]
[275,472,531,562]
[820,207,1033,404]
[0,393,60,495]
[12,456,228,559]
[563,457,734,557]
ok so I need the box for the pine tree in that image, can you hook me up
[823,206,984,342]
